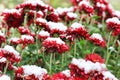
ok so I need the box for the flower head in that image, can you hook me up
[48,22,67,35]
[16,0,47,11]
[67,22,90,40]
[38,30,50,40]
[85,53,105,63]
[89,33,106,47]
[78,1,94,15]
[42,37,69,53]
[35,18,49,30]
[20,35,34,49]
[106,17,120,36]
[15,65,49,80]
[10,37,21,45]
[46,11,59,22]
[1,9,22,29]
[18,27,30,35]
[3,45,21,63]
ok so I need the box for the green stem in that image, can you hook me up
[23,13,28,27]
[92,47,97,53]
[4,60,9,74]
[105,32,112,64]
[49,53,53,75]
[61,53,64,69]
[53,53,55,63]
[74,39,77,57]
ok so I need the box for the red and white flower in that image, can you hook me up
[46,11,59,22]
[38,30,50,40]
[36,18,49,30]
[20,35,34,49]
[66,12,77,22]
[106,17,120,36]
[78,1,94,15]
[42,37,69,53]
[56,7,75,20]
[15,0,47,11]
[48,22,67,35]
[3,45,21,63]
[69,58,108,79]
[10,37,21,45]
[1,9,22,29]
[18,27,30,35]
[15,65,50,80]
[67,22,90,40]
[89,33,106,47]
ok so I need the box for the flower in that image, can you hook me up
[15,0,47,11]
[38,30,50,40]
[20,35,34,49]
[106,17,120,36]
[35,18,49,30]
[85,53,105,63]
[3,45,21,63]
[1,9,22,29]
[48,22,67,35]
[15,65,49,80]
[67,22,90,40]
[69,58,106,79]
[46,11,59,22]
[66,12,77,22]
[18,27,35,37]
[94,2,106,20]
[56,7,75,21]
[78,1,94,15]
[89,33,106,47]
[42,37,69,53]
[10,37,21,45]
[18,27,30,35]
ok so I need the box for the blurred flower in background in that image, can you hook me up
[0,0,120,12]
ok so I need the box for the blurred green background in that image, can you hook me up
[0,0,120,11]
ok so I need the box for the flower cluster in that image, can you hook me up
[70,0,120,21]
[51,53,118,80]
[0,0,119,79]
